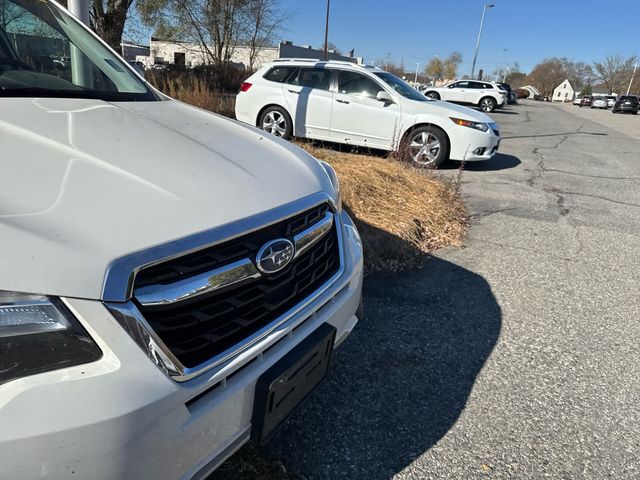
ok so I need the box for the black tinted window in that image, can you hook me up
[337,70,384,98]
[264,66,297,83]
[449,81,469,89]
[294,67,331,90]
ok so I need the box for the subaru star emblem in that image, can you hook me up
[256,239,295,274]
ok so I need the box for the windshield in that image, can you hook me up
[374,71,429,102]
[0,0,155,100]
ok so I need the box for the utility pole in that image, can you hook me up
[414,62,420,84]
[470,3,495,79]
[627,63,638,95]
[68,0,90,25]
[323,0,331,61]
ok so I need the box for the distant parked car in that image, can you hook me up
[612,95,639,114]
[497,83,517,104]
[591,96,607,109]
[579,96,593,107]
[573,96,583,105]
[606,95,617,108]
[423,80,507,112]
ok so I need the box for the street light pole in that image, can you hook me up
[627,63,638,95]
[323,0,331,61]
[414,62,420,84]
[470,3,494,80]
[495,48,507,81]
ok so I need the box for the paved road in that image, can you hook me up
[215,101,640,479]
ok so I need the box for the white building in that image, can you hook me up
[521,85,541,99]
[553,79,575,102]
[142,39,362,69]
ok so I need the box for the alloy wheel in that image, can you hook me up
[262,111,287,136]
[409,131,441,166]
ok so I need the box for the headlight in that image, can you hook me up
[450,117,489,132]
[0,291,102,385]
[319,161,342,210]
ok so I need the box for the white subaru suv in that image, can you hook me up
[423,80,507,113]
[236,60,501,168]
[0,2,363,479]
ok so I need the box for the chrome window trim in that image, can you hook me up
[103,193,345,382]
[101,192,338,302]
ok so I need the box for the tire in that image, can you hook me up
[258,106,293,140]
[425,91,440,100]
[401,125,449,169]
[478,96,497,113]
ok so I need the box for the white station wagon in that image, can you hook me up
[236,60,502,168]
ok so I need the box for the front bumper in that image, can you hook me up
[0,210,364,480]
[449,126,501,162]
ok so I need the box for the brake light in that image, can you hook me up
[240,82,252,92]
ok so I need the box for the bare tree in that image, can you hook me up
[138,0,286,66]
[244,0,287,70]
[92,0,135,51]
[593,55,637,94]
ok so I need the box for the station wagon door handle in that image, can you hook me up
[336,99,350,104]
[287,89,301,94]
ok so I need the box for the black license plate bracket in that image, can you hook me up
[252,323,336,444]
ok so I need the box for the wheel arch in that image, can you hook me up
[255,103,292,127]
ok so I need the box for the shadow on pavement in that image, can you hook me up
[439,153,521,172]
[490,109,519,115]
[212,220,502,479]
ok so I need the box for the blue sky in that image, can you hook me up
[277,0,639,74]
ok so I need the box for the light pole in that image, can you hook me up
[323,0,331,61]
[495,48,507,81]
[627,63,638,95]
[414,62,420,84]
[470,3,495,79]
[502,65,510,83]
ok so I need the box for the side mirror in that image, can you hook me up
[376,91,393,103]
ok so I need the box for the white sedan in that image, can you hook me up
[591,97,608,109]
[236,60,501,168]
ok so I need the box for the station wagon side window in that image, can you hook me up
[292,67,331,90]
[263,66,298,84]
[449,81,469,89]
[337,70,384,98]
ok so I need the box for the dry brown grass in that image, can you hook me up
[299,144,468,272]
[148,74,236,118]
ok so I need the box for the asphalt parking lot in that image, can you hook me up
[214,100,640,479]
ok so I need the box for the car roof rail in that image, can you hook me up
[271,58,367,68]
[272,58,322,63]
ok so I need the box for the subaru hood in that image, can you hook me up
[0,98,332,300]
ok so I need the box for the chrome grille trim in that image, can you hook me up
[102,192,339,302]
[293,211,333,259]
[135,258,261,307]
[132,210,335,308]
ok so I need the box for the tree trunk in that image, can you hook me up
[92,0,132,53]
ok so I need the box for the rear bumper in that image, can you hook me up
[0,211,364,480]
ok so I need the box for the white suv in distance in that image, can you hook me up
[423,80,507,113]
[0,2,363,479]
[236,60,502,168]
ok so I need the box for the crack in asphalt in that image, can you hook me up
[545,188,640,209]
[469,207,520,220]
[543,168,640,181]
